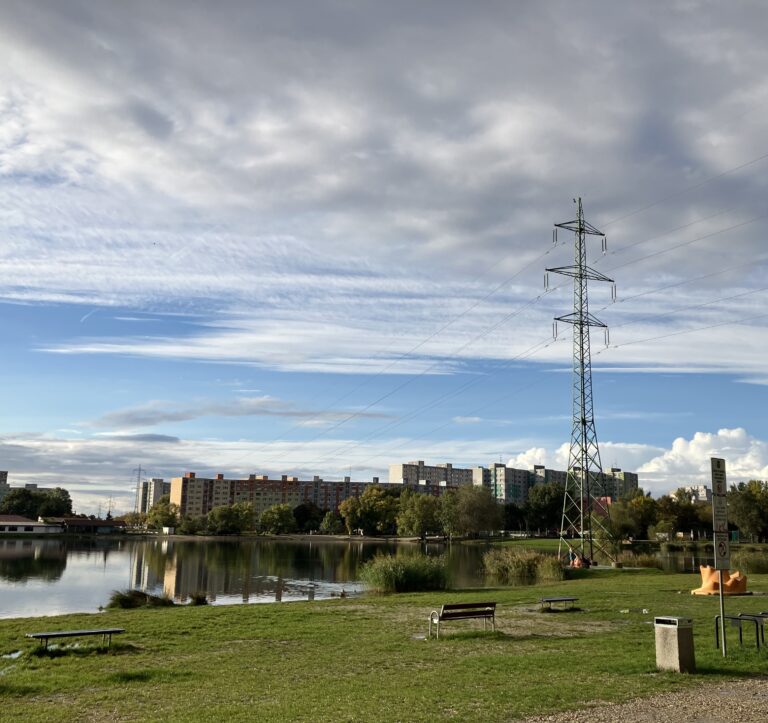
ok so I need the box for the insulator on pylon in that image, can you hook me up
[611,284,617,302]
[553,321,558,340]
[604,328,610,347]
[602,236,607,255]
[553,228,557,245]
[544,272,549,291]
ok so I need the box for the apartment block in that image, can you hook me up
[470,463,638,505]
[388,461,474,487]
[170,472,371,518]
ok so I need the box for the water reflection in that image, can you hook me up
[0,538,68,582]
[131,538,404,604]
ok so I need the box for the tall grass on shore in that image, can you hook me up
[730,550,768,574]
[615,551,662,569]
[483,548,564,584]
[359,552,448,593]
[106,589,175,609]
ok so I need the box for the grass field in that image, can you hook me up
[1,568,767,722]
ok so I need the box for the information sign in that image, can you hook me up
[711,458,729,569]
[711,457,727,496]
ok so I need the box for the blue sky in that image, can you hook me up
[1,0,768,513]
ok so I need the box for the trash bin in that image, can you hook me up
[654,616,695,673]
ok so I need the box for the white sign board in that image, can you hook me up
[714,532,730,569]
[711,458,729,569]
[711,458,727,496]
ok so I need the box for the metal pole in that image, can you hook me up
[719,569,727,657]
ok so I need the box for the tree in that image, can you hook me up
[339,485,400,536]
[177,515,208,535]
[319,510,344,534]
[503,502,526,532]
[146,496,179,530]
[258,504,296,535]
[396,489,439,538]
[292,502,324,532]
[729,481,768,542]
[37,488,73,517]
[116,511,147,528]
[0,489,39,518]
[439,485,502,538]
[525,482,565,534]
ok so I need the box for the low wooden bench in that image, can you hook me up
[26,628,125,650]
[429,602,496,639]
[540,596,578,611]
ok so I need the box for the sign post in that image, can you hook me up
[711,457,729,657]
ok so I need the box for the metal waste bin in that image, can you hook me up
[654,616,695,673]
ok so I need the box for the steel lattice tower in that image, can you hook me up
[546,198,615,563]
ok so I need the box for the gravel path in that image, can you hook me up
[522,677,768,722]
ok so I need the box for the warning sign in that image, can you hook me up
[714,532,730,569]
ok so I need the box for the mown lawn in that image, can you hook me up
[1,568,767,722]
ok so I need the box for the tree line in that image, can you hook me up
[117,479,768,541]
[0,487,73,519]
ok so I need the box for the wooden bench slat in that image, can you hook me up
[429,602,497,639]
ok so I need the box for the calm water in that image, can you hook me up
[0,536,489,619]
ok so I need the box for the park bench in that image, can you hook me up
[540,596,578,611]
[26,628,125,650]
[429,602,496,639]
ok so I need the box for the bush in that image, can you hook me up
[359,552,448,593]
[483,548,564,584]
[730,550,768,574]
[188,592,209,606]
[106,589,175,609]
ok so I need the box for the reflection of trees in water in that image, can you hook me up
[0,539,68,582]
[128,538,487,602]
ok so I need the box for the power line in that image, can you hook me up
[602,150,768,228]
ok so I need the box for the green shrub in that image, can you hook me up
[730,550,768,574]
[106,589,175,609]
[188,592,209,606]
[483,548,564,584]
[359,552,448,593]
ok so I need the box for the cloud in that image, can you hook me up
[452,416,482,424]
[638,427,768,493]
[87,396,391,430]
[0,1,764,378]
[96,433,181,444]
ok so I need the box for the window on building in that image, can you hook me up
[24,526,33,532]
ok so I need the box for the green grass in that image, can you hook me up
[1,569,767,722]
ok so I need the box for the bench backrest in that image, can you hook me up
[441,602,496,613]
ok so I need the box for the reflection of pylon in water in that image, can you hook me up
[546,198,616,563]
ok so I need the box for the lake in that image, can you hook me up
[0,536,708,619]
[0,536,490,619]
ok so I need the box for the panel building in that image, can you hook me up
[170,472,371,518]
[388,461,474,488]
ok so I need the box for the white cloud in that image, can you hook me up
[0,1,764,378]
[638,427,768,494]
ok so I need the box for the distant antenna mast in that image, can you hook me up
[546,198,615,563]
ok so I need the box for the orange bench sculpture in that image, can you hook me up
[691,565,748,595]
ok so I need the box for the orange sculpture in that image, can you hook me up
[691,565,748,595]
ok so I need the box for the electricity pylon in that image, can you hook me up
[546,198,615,564]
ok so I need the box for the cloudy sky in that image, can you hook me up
[1,0,768,513]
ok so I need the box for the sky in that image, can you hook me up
[1,0,768,514]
